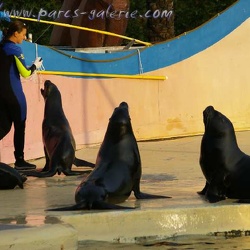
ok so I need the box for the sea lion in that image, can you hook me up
[0,162,27,189]
[22,80,94,177]
[48,102,170,210]
[198,106,250,203]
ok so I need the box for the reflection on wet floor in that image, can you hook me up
[79,235,250,249]
[0,215,61,226]
[2,134,250,249]
[141,174,177,182]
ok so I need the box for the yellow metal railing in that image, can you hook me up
[38,71,167,80]
[10,16,152,46]
[11,16,168,80]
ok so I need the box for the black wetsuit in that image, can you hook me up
[0,40,36,160]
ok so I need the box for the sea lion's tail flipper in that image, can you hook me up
[237,199,250,203]
[92,200,135,210]
[46,201,134,211]
[73,157,95,168]
[63,169,92,176]
[46,202,87,211]
[197,182,209,195]
[134,192,171,199]
[17,169,57,178]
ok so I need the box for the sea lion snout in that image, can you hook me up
[41,80,53,98]
[119,102,128,109]
[203,106,215,127]
[203,106,215,119]
[109,102,131,124]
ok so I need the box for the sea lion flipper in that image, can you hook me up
[197,182,209,195]
[92,200,134,210]
[236,199,250,203]
[73,157,95,168]
[47,201,134,211]
[17,169,57,178]
[205,192,226,203]
[205,177,226,203]
[134,191,171,199]
[133,179,171,199]
[46,202,87,211]
[63,169,92,176]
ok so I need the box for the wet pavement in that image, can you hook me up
[78,235,250,249]
[1,131,250,249]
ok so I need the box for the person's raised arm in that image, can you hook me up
[14,55,43,77]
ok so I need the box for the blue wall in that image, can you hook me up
[20,0,250,77]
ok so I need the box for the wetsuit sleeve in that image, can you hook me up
[14,55,36,77]
[11,45,36,78]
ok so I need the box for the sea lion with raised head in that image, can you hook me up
[48,102,170,210]
[199,106,250,203]
[21,80,94,177]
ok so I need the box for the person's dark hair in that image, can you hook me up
[1,20,27,43]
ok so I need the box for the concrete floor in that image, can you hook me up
[1,132,250,249]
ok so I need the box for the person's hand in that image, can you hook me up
[0,11,10,22]
[33,57,43,70]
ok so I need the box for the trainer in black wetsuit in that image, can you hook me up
[0,20,43,170]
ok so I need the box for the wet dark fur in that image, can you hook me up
[0,162,27,189]
[47,102,170,211]
[21,80,94,177]
[199,106,250,203]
